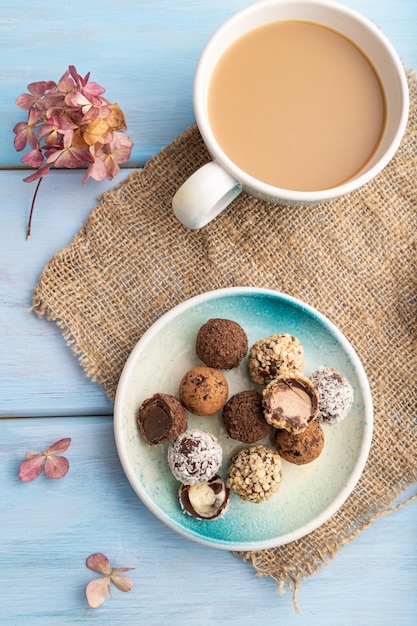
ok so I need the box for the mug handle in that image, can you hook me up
[172,162,242,229]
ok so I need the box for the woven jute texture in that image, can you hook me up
[33,70,417,603]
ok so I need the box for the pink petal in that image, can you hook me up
[47,145,93,168]
[46,149,78,168]
[45,437,71,455]
[44,455,69,479]
[19,456,45,482]
[69,65,84,86]
[13,121,28,134]
[57,76,74,94]
[86,578,110,608]
[84,81,105,98]
[100,155,120,180]
[15,93,35,110]
[80,107,101,124]
[68,92,91,108]
[109,131,134,163]
[82,158,108,183]
[21,148,44,168]
[110,575,133,593]
[13,128,29,152]
[86,553,111,575]
[27,108,43,125]
[44,144,64,158]
[28,80,56,97]
[27,129,41,150]
[23,163,51,183]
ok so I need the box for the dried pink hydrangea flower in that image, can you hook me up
[19,437,71,482]
[13,65,133,239]
[86,553,135,608]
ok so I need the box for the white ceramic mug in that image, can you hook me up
[172,0,409,229]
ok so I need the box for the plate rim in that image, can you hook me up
[114,286,373,551]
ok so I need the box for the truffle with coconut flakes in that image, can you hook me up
[167,428,223,485]
[309,366,354,424]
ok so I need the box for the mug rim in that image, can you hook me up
[193,0,409,203]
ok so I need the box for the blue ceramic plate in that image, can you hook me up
[114,287,373,551]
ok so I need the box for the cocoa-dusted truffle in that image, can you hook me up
[179,475,230,520]
[137,392,187,445]
[263,374,319,434]
[167,428,223,485]
[179,365,228,416]
[248,333,305,385]
[227,445,282,503]
[274,420,324,465]
[309,367,354,424]
[222,390,272,443]
[196,318,248,369]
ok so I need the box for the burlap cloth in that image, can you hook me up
[33,70,417,605]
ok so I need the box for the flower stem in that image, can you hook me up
[27,177,43,240]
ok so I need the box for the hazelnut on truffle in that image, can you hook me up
[179,475,230,520]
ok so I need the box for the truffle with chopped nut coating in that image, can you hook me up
[248,333,305,385]
[227,444,282,503]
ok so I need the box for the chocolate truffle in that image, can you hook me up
[274,420,324,465]
[196,318,248,369]
[167,428,223,485]
[309,367,354,424]
[179,365,228,416]
[137,392,187,445]
[227,445,282,503]
[248,333,305,385]
[222,390,272,443]
[179,474,230,520]
[262,374,319,434]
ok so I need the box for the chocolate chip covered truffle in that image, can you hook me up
[309,367,354,424]
[137,392,187,445]
[196,318,248,369]
[167,428,223,485]
[179,365,228,416]
[248,333,305,385]
[274,420,324,464]
[222,390,272,443]
[179,474,230,520]
[227,444,282,503]
[262,374,319,434]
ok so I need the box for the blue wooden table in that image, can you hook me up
[1,1,416,624]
